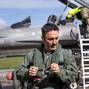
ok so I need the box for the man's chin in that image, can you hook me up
[50,47,57,51]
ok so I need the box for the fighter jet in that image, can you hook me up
[0,16,79,50]
[0,0,88,51]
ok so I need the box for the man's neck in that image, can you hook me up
[44,49,54,54]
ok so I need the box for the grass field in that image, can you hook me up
[0,56,25,69]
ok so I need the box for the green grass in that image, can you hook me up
[0,56,25,69]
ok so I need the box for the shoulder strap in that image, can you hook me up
[51,47,64,64]
[51,48,71,66]
[32,48,45,70]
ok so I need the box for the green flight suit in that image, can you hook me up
[16,44,78,89]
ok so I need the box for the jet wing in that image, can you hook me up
[58,0,89,8]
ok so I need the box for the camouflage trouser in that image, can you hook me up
[27,85,55,89]
[27,82,39,89]
[27,83,69,89]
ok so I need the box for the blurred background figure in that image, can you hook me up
[66,7,89,38]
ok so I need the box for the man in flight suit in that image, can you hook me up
[16,23,78,89]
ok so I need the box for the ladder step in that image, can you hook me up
[83,56,89,58]
[81,43,89,46]
[85,84,89,88]
[82,59,89,62]
[84,59,89,61]
[84,76,89,78]
[82,51,89,53]
[84,67,89,70]
[84,72,89,74]
[81,39,89,41]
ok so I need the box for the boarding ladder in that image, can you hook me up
[77,22,89,89]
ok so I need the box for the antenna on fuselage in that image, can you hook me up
[57,1,69,25]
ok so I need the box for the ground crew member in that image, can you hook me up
[66,7,89,25]
[67,7,89,38]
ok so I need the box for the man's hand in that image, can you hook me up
[29,66,38,76]
[50,63,60,74]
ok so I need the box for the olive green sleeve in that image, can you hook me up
[58,49,78,82]
[16,50,35,81]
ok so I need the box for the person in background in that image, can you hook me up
[66,7,89,38]
[16,23,78,89]
[66,7,89,25]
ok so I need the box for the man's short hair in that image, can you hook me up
[42,23,59,37]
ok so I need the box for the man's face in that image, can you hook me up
[42,30,59,51]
